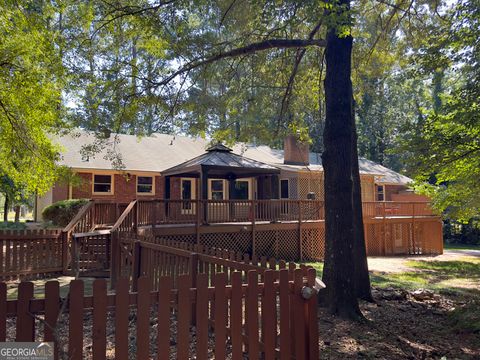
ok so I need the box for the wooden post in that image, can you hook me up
[382,201,387,255]
[71,235,79,276]
[252,200,256,257]
[412,203,416,254]
[132,241,141,291]
[201,167,209,223]
[190,253,199,325]
[299,200,303,261]
[152,200,157,227]
[196,200,201,244]
[61,231,69,275]
[109,232,118,290]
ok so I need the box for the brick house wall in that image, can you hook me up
[52,183,69,203]
[69,172,165,203]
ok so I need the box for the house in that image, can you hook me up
[35,131,423,218]
[36,130,442,262]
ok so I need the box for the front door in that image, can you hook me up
[181,178,196,215]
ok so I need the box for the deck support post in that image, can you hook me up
[252,200,256,257]
[298,200,303,261]
[200,167,209,224]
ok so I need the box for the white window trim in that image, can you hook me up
[180,178,196,214]
[92,174,114,195]
[208,179,227,200]
[136,175,155,195]
[180,178,196,200]
[377,184,385,201]
[279,178,290,199]
[233,178,253,200]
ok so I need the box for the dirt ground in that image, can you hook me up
[318,250,480,359]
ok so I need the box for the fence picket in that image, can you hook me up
[115,278,129,360]
[45,281,60,360]
[279,269,291,360]
[195,274,209,360]
[0,282,6,341]
[214,273,228,359]
[93,279,107,360]
[307,268,319,360]
[293,269,306,360]
[16,282,34,342]
[69,280,84,360]
[136,277,150,360]
[157,276,172,358]
[177,274,191,360]
[230,271,243,360]
[246,271,259,360]
[263,270,276,360]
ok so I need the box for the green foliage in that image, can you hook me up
[42,199,89,227]
[400,0,480,221]
[0,221,27,230]
[0,1,67,195]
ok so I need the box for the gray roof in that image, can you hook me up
[162,144,280,176]
[54,130,412,185]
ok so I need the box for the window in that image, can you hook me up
[181,179,195,213]
[377,185,385,201]
[93,174,112,194]
[231,180,250,200]
[137,176,154,194]
[209,179,225,200]
[280,179,289,199]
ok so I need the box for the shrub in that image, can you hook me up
[42,199,89,227]
[0,221,27,230]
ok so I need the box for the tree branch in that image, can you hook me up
[153,38,326,88]
[276,21,324,134]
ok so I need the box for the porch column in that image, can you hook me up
[200,166,209,223]
[271,175,280,199]
[164,176,170,218]
[228,178,235,221]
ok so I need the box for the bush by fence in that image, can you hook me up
[42,199,89,227]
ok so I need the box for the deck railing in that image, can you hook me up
[135,199,436,226]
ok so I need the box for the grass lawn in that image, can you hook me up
[444,243,480,251]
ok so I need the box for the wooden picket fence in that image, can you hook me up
[1,269,319,360]
[0,229,66,281]
[114,233,314,291]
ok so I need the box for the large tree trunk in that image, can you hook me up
[321,0,362,319]
[3,195,9,222]
[352,102,373,302]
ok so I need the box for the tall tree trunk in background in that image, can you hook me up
[321,0,363,318]
[352,101,373,302]
[14,205,20,223]
[3,195,9,222]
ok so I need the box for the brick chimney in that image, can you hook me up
[283,135,310,165]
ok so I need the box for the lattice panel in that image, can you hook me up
[288,177,298,199]
[298,177,310,199]
[153,234,197,245]
[298,174,324,200]
[276,229,299,261]
[301,226,325,261]
[365,223,384,256]
[200,231,252,254]
[254,230,277,259]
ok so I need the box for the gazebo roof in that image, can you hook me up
[161,143,280,177]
